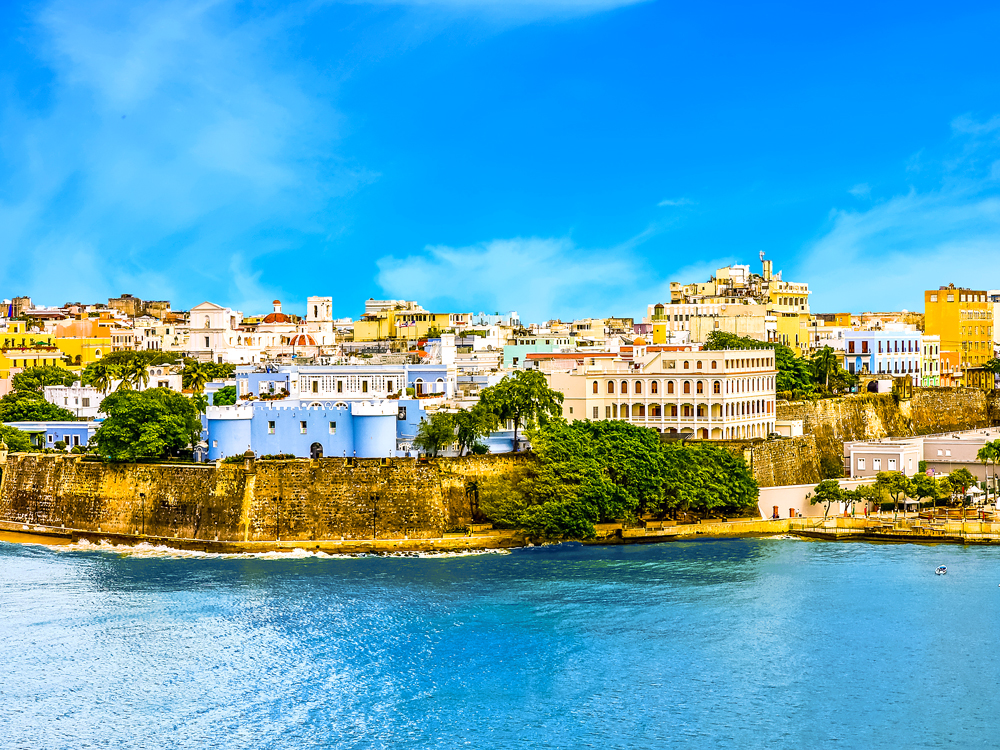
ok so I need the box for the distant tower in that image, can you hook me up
[306,296,334,345]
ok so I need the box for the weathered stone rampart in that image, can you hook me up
[715,435,822,488]
[777,388,1000,470]
[0,454,530,542]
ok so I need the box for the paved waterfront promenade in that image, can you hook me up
[7,513,1000,553]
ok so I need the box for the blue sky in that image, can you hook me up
[2,0,1000,321]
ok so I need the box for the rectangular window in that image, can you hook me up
[606,406,611,418]
[857,458,865,470]
[329,421,336,434]
[946,449,951,457]
[848,341,855,353]
[268,421,275,434]
[568,407,573,414]
[337,381,343,393]
[888,459,897,470]
[312,380,319,393]
[212,440,217,448]
[871,458,881,470]
[73,435,80,446]
[64,398,68,405]
[930,294,938,302]
[362,381,368,393]
[300,421,308,434]
[387,380,393,393]
[82,398,90,407]
[47,434,54,443]
[205,336,210,347]
[593,406,599,419]
[948,294,954,302]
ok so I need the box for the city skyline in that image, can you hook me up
[2,0,1000,320]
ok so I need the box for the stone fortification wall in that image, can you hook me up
[0,454,529,542]
[715,435,822,488]
[777,388,1000,470]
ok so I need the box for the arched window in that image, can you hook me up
[696,381,704,394]
[667,381,675,394]
[713,381,721,394]
[621,380,629,394]
[711,361,718,369]
[683,381,691,394]
[612,403,618,418]
[593,381,599,394]
[696,360,702,369]
[697,404,707,418]
[607,381,615,394]
[651,381,658,394]
[634,381,642,394]
[683,361,690,370]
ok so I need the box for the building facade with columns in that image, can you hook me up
[545,341,777,439]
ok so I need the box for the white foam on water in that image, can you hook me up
[53,538,512,560]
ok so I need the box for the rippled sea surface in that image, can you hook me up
[3,537,1000,750]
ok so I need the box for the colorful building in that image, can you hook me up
[921,335,940,387]
[924,285,992,383]
[543,340,778,440]
[843,327,922,386]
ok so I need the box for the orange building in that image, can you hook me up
[924,285,993,385]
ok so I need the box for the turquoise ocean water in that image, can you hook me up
[2,537,999,749]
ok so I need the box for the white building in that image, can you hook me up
[545,340,778,440]
[843,324,922,386]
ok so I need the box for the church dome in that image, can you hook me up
[289,334,317,346]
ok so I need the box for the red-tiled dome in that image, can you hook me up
[262,312,293,323]
[289,333,316,346]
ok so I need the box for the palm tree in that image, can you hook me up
[184,360,211,394]
[811,346,838,391]
[191,393,209,415]
[90,361,118,395]
[120,359,150,391]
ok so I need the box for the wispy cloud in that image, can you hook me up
[658,197,695,207]
[848,183,871,199]
[800,115,1000,312]
[376,233,733,321]
[0,0,367,309]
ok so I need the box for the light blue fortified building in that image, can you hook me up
[205,363,454,460]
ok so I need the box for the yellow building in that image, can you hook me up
[0,322,65,379]
[354,310,469,342]
[52,319,113,367]
[924,285,992,380]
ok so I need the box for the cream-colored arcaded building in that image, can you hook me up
[544,340,777,440]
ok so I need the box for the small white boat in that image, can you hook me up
[935,566,947,575]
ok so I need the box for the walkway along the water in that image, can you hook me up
[6,515,1000,553]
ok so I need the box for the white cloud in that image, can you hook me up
[657,197,695,207]
[0,0,365,307]
[848,183,871,199]
[376,235,738,321]
[800,187,1000,311]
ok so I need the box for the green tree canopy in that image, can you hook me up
[211,386,238,406]
[11,366,78,394]
[0,424,32,453]
[479,421,758,539]
[874,471,911,515]
[413,412,455,456]
[0,391,78,422]
[93,388,202,462]
[478,369,564,450]
[809,479,844,519]
[453,404,499,455]
[909,473,944,507]
[945,467,977,501]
